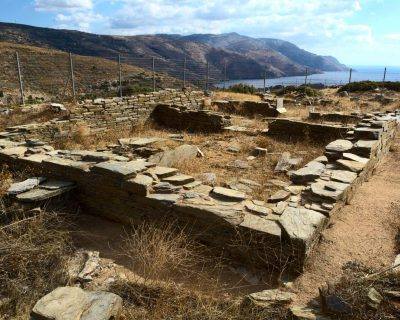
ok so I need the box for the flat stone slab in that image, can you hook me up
[39,180,76,190]
[0,146,27,157]
[212,186,247,201]
[279,207,326,243]
[268,190,291,203]
[244,202,272,216]
[162,174,195,186]
[311,181,346,202]
[330,170,358,184]
[291,161,325,184]
[342,152,369,164]
[149,144,200,167]
[245,289,295,308]
[148,166,179,178]
[147,193,180,204]
[92,160,148,179]
[337,159,365,173]
[7,177,46,195]
[325,139,353,153]
[31,286,122,320]
[240,214,282,237]
[289,306,331,320]
[129,137,165,147]
[16,185,75,202]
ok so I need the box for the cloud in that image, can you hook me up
[384,33,400,41]
[55,11,103,31]
[35,0,93,11]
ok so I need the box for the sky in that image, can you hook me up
[1,0,400,66]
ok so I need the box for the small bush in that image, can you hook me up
[227,83,257,94]
[121,84,153,96]
[276,85,320,97]
[338,81,400,93]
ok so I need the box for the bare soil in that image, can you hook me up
[293,136,400,305]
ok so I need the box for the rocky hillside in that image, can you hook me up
[0,22,347,80]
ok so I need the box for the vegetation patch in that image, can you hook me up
[338,81,400,93]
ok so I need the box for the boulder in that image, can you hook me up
[31,286,122,320]
[149,144,201,167]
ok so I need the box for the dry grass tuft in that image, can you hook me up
[122,220,201,282]
[0,210,73,319]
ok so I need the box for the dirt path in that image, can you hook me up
[293,137,400,304]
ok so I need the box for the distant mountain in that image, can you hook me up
[0,22,347,81]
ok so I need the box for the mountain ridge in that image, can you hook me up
[0,22,347,80]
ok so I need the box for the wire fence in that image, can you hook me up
[1,50,400,106]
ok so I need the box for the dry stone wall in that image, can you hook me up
[0,109,398,274]
[212,100,284,117]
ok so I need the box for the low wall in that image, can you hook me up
[152,104,232,132]
[1,110,398,275]
[267,118,350,141]
[212,100,283,117]
[309,111,362,123]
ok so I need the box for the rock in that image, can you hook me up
[314,156,328,164]
[31,286,122,320]
[339,91,349,97]
[342,153,369,164]
[227,144,241,153]
[336,159,365,173]
[279,207,326,243]
[228,182,252,193]
[240,214,281,236]
[310,181,347,202]
[367,288,383,309]
[199,172,217,186]
[354,127,381,140]
[268,190,290,203]
[212,186,247,201]
[352,140,378,158]
[162,174,195,186]
[129,137,165,148]
[393,254,400,270]
[245,202,271,216]
[39,180,76,190]
[229,159,251,169]
[320,292,352,316]
[239,178,261,188]
[78,251,100,282]
[289,306,331,320]
[92,160,148,179]
[147,166,178,179]
[7,177,46,195]
[149,144,201,167]
[273,201,288,215]
[26,139,46,147]
[291,161,325,184]
[16,184,76,202]
[330,170,357,184]
[243,289,295,309]
[183,180,202,190]
[147,193,180,204]
[153,182,181,194]
[285,185,305,195]
[325,139,353,153]
[253,147,268,156]
[275,152,303,172]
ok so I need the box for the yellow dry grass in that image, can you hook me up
[213,91,261,102]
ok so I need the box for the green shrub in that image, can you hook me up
[121,84,153,96]
[276,85,320,97]
[338,81,400,93]
[227,83,257,94]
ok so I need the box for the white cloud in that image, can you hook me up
[384,33,400,41]
[55,12,103,31]
[35,0,93,11]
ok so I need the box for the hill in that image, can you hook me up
[0,22,347,81]
[0,42,181,103]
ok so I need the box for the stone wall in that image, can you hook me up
[267,118,350,141]
[152,104,232,132]
[212,100,284,117]
[308,111,362,123]
[1,110,398,275]
[69,89,205,133]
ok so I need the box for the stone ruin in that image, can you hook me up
[1,88,400,319]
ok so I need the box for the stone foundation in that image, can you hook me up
[212,100,284,117]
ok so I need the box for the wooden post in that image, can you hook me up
[15,52,24,105]
[263,69,267,93]
[223,61,227,90]
[348,68,353,83]
[304,68,308,85]
[69,52,76,101]
[118,54,123,97]
[183,57,187,89]
[383,67,387,83]
[205,61,209,91]
[152,57,156,92]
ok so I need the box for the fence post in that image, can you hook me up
[152,57,156,92]
[304,68,308,85]
[383,67,387,83]
[118,54,123,98]
[205,61,209,91]
[15,51,24,105]
[348,68,353,83]
[69,52,76,101]
[223,61,227,90]
[183,57,187,89]
[263,69,266,93]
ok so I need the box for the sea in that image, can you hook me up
[218,66,400,88]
